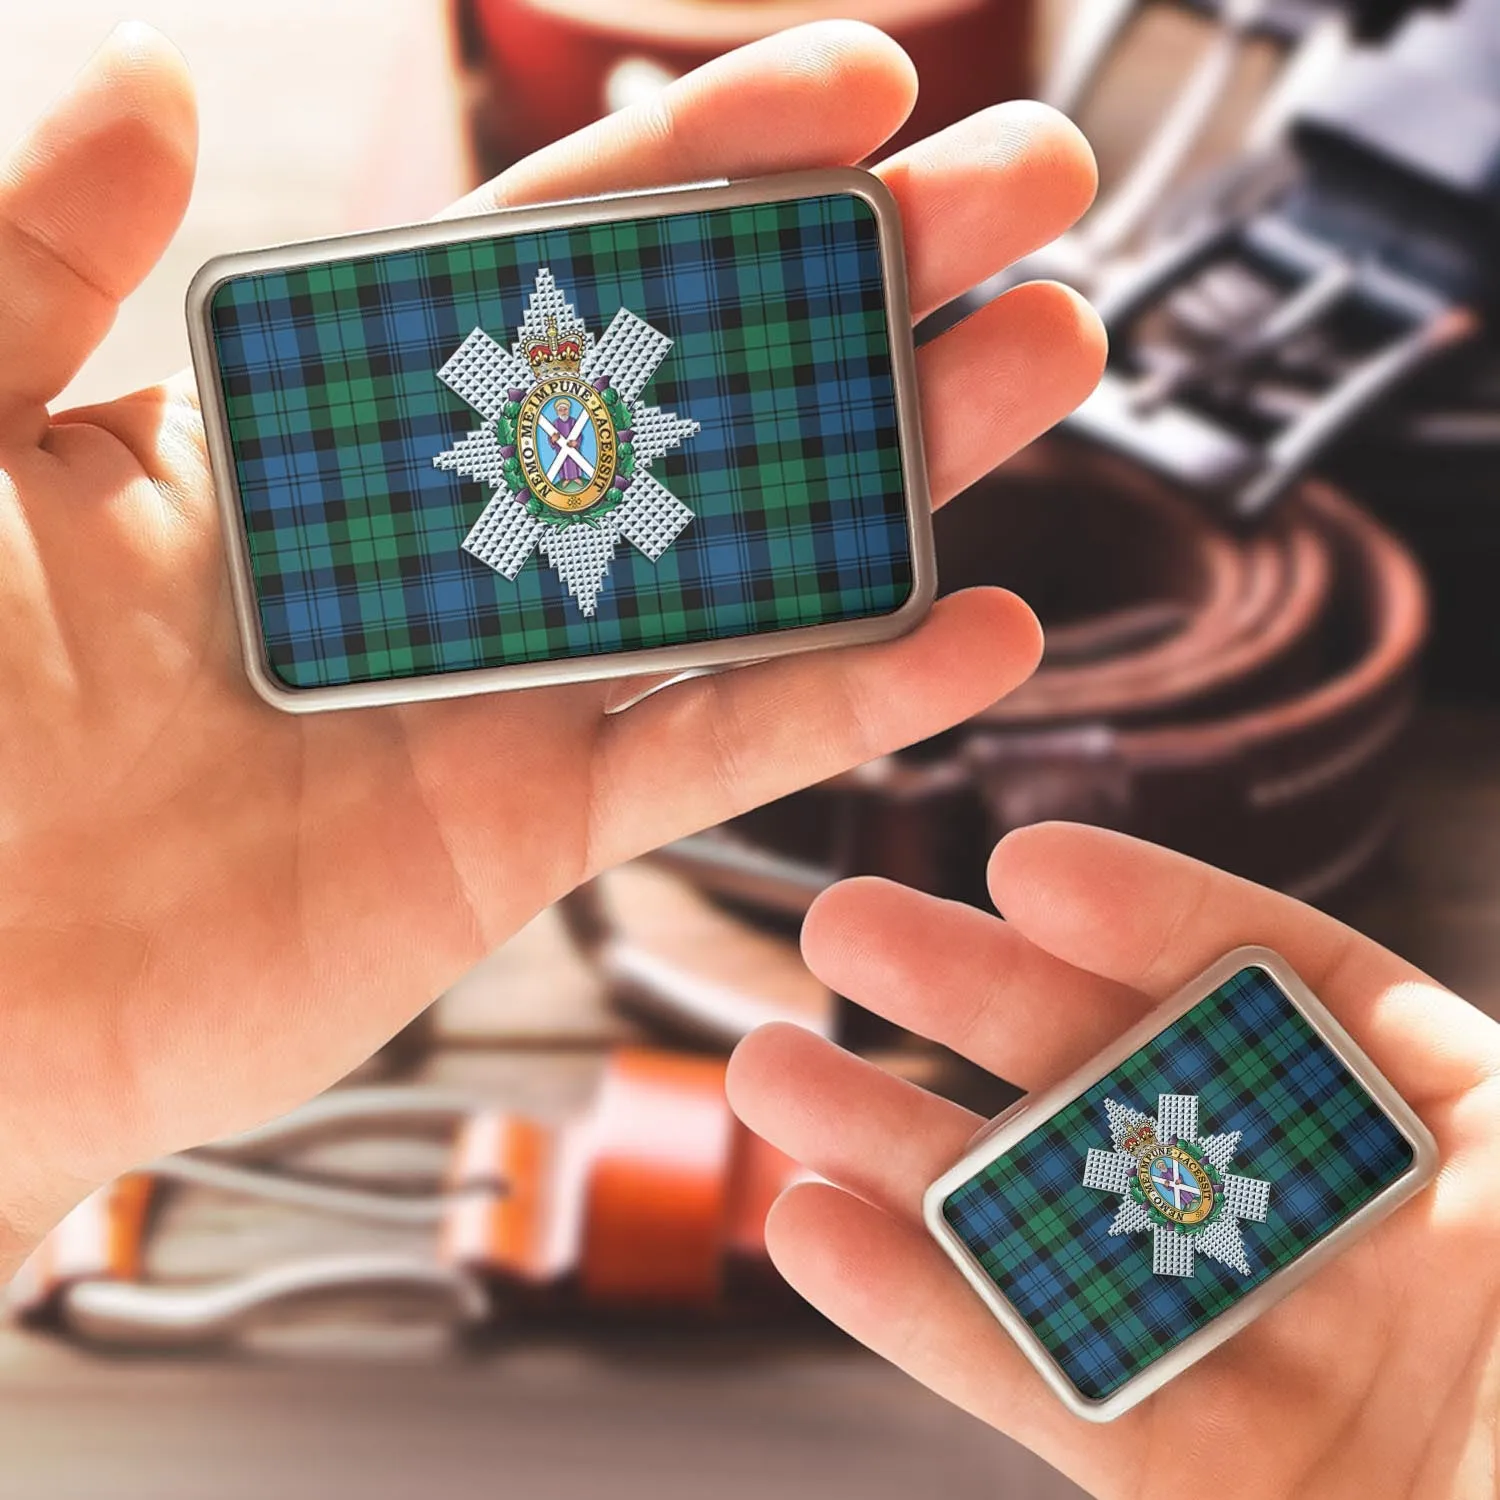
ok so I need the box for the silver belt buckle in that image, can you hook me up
[1066,210,1477,516]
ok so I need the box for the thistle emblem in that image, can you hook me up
[1081,1094,1272,1278]
[433,270,700,615]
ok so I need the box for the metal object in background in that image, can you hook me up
[1071,220,1477,518]
[1065,0,1500,518]
[1037,0,1345,285]
[42,1255,486,1350]
[648,835,832,925]
[10,1054,799,1351]
[729,438,1427,908]
[928,0,1453,335]
[9,1095,488,1349]
[458,0,1034,173]
[1042,0,1424,124]
[560,863,837,1049]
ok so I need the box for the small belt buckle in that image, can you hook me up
[924,947,1437,1419]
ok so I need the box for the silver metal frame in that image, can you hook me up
[186,169,936,713]
[923,945,1439,1422]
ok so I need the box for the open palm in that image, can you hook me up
[729,823,1500,1499]
[0,21,1105,1257]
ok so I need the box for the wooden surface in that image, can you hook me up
[0,1342,1086,1500]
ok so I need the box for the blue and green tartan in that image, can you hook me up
[943,967,1415,1401]
[207,193,913,688]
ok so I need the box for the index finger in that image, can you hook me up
[445,23,1098,328]
[988,823,1500,1106]
[444,22,918,215]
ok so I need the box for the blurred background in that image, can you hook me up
[3,0,1499,1494]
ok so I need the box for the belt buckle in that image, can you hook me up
[9,1089,490,1349]
[11,1052,792,1348]
[1067,210,1478,517]
[924,946,1436,1420]
[917,0,1358,339]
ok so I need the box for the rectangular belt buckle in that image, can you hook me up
[1066,212,1477,519]
[187,169,934,712]
[923,946,1436,1421]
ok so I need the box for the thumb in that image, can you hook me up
[0,22,197,433]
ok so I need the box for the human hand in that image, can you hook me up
[729,824,1500,1499]
[0,22,1103,1259]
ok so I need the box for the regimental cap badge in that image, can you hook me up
[432,269,701,616]
[1082,1093,1273,1279]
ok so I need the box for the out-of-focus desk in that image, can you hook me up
[0,1342,1084,1500]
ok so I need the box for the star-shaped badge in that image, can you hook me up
[433,269,700,616]
[1081,1093,1272,1278]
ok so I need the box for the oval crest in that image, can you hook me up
[515,376,619,514]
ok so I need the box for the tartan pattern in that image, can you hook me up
[942,967,1415,1401]
[208,194,913,688]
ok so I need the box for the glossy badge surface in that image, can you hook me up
[187,170,933,711]
[925,947,1437,1421]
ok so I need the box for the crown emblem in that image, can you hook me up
[523,316,583,377]
[1119,1119,1159,1158]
